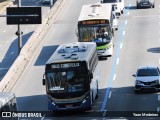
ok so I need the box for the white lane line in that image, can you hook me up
[120,43,123,49]
[123,31,125,36]
[0,68,9,71]
[157,107,160,112]
[116,58,119,65]
[125,20,127,25]
[113,74,116,81]
[103,110,107,117]
[41,114,46,120]
[158,95,160,101]
[109,91,112,98]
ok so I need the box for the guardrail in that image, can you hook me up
[0,0,67,92]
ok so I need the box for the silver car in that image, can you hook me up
[133,66,160,93]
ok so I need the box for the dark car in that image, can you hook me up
[137,0,155,9]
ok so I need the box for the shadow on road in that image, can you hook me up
[34,45,59,66]
[0,31,34,80]
[125,6,137,10]
[147,47,160,53]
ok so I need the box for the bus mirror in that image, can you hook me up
[75,28,78,37]
[42,78,45,85]
[42,74,45,85]
[90,72,93,79]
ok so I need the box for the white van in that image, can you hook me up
[101,0,124,15]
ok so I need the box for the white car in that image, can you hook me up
[101,0,124,15]
[133,66,160,93]
[112,11,118,30]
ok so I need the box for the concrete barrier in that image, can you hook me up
[0,0,68,92]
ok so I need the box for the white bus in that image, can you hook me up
[0,92,18,120]
[101,0,124,15]
[77,3,114,57]
[42,42,100,111]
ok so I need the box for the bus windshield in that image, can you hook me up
[78,26,112,43]
[46,70,88,93]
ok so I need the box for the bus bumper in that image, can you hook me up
[48,98,91,111]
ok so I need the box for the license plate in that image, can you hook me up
[65,104,73,108]
[142,3,148,5]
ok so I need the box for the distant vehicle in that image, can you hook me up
[101,0,124,15]
[42,42,99,111]
[137,0,155,9]
[112,11,118,30]
[77,3,114,57]
[42,0,50,4]
[133,66,160,93]
[0,92,18,120]
[112,4,120,17]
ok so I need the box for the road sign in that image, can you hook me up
[7,7,41,25]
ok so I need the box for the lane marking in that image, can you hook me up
[103,110,107,117]
[10,52,14,55]
[123,31,125,36]
[125,20,127,25]
[120,43,123,49]
[109,91,112,98]
[158,95,160,101]
[41,114,46,120]
[113,74,116,81]
[100,0,131,111]
[116,58,119,65]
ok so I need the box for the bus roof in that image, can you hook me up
[0,92,15,108]
[46,42,97,64]
[78,3,112,21]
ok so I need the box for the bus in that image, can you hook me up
[42,42,99,111]
[77,3,114,57]
[0,92,18,120]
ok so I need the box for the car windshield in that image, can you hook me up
[137,68,159,76]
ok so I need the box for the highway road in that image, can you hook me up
[8,0,160,119]
[0,0,52,80]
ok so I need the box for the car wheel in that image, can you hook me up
[135,90,139,93]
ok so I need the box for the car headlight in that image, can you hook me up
[136,80,141,84]
[82,95,90,104]
[155,80,159,84]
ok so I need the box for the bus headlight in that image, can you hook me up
[82,96,89,104]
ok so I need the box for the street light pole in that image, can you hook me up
[17,0,22,55]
